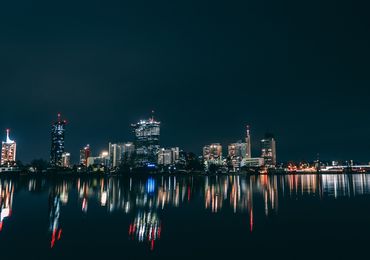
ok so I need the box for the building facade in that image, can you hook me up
[61,152,71,168]
[131,117,160,167]
[50,114,67,167]
[122,142,135,165]
[158,147,180,166]
[109,143,125,168]
[80,144,91,166]
[1,129,16,166]
[203,143,223,166]
[261,133,277,167]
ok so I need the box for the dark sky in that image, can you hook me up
[1,0,370,163]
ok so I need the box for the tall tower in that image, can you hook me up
[246,125,251,159]
[131,115,160,167]
[1,129,17,166]
[50,113,67,167]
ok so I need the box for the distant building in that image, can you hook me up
[158,147,180,166]
[122,142,135,165]
[242,157,265,168]
[228,142,247,158]
[245,125,252,159]
[61,152,71,168]
[1,129,16,166]
[109,143,125,168]
[228,142,247,172]
[87,151,109,167]
[80,144,90,166]
[261,133,276,167]
[203,143,223,166]
[132,116,160,167]
[50,113,67,167]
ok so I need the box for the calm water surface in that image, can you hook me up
[0,174,370,259]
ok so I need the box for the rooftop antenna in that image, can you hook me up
[151,110,155,121]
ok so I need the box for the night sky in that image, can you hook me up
[1,0,369,163]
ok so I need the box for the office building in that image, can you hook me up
[61,152,71,168]
[50,113,67,167]
[158,147,179,166]
[1,129,16,166]
[80,144,90,166]
[131,116,160,167]
[203,143,223,165]
[261,133,277,167]
[122,142,135,165]
[241,157,265,168]
[109,143,125,168]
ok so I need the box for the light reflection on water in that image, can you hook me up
[1,173,370,254]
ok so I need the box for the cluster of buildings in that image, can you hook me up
[203,126,277,172]
[1,113,278,173]
[48,113,181,172]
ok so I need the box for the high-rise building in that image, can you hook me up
[122,142,135,165]
[80,144,91,166]
[131,116,160,167]
[61,152,71,168]
[228,142,247,171]
[50,113,67,167]
[1,129,16,166]
[109,143,125,168]
[261,133,276,167]
[158,147,179,166]
[203,143,222,165]
[245,125,252,159]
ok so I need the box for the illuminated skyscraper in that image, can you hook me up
[246,125,252,159]
[50,114,67,167]
[109,143,125,168]
[131,116,160,167]
[80,144,90,166]
[261,133,276,167]
[122,142,135,164]
[1,129,16,166]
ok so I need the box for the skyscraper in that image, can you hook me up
[246,125,252,159]
[132,116,160,167]
[1,129,16,166]
[80,144,90,166]
[122,142,135,165]
[109,142,125,168]
[50,114,67,167]
[261,133,276,167]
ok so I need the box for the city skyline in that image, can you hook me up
[2,112,370,165]
[1,1,369,163]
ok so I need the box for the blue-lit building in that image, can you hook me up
[131,116,160,168]
[50,114,67,167]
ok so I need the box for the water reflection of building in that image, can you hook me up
[0,180,13,231]
[3,173,370,249]
[49,191,62,248]
[129,212,161,251]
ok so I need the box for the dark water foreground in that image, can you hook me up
[0,174,370,259]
